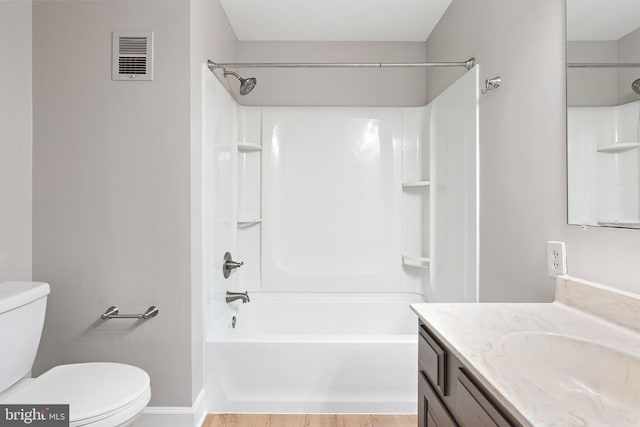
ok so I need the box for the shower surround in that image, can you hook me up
[201,67,478,413]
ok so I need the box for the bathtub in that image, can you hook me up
[204,293,421,414]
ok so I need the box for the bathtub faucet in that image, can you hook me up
[226,291,250,304]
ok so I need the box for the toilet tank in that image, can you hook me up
[0,282,50,393]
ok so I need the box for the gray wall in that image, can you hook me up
[0,0,32,282]
[426,0,640,299]
[425,0,566,302]
[233,41,428,106]
[32,0,192,406]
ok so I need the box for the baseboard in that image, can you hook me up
[193,389,208,427]
[207,400,416,414]
[136,389,207,427]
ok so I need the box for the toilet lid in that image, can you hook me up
[2,363,150,424]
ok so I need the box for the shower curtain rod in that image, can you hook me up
[568,62,640,68]
[207,57,476,71]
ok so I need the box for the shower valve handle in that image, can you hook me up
[226,260,244,269]
[223,252,244,278]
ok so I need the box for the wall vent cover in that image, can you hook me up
[112,31,153,81]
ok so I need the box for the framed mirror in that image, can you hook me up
[566,0,640,229]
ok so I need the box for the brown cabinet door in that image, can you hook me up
[419,324,448,396]
[418,368,428,427]
[419,371,458,427]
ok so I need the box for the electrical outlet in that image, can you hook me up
[547,241,567,278]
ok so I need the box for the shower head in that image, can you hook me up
[223,70,257,95]
[633,79,640,95]
[239,77,257,95]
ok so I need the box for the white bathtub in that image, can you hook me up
[204,293,421,414]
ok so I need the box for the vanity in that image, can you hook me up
[411,276,640,427]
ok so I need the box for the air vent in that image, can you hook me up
[112,31,153,81]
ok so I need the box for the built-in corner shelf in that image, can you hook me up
[402,180,430,188]
[238,143,262,152]
[237,219,262,226]
[596,142,640,153]
[402,255,430,269]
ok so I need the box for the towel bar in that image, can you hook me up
[101,306,159,320]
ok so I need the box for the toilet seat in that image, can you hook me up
[71,387,150,427]
[1,362,150,426]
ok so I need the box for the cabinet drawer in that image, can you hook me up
[456,368,517,427]
[420,371,458,427]
[419,323,447,395]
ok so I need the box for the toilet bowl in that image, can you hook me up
[0,282,151,427]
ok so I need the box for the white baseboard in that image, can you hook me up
[193,389,208,427]
[136,389,207,427]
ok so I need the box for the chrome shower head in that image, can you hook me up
[223,70,257,95]
[239,76,257,96]
[633,79,640,95]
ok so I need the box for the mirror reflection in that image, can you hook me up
[567,1,640,228]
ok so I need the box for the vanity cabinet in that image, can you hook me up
[418,322,521,427]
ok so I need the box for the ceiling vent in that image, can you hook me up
[112,31,153,81]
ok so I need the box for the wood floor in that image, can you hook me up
[203,414,416,427]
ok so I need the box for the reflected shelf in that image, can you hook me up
[596,142,640,153]
[596,219,640,229]
[402,180,430,188]
[238,143,262,152]
[402,255,430,268]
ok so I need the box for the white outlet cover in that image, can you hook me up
[547,241,567,278]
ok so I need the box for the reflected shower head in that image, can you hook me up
[633,79,640,95]
[224,70,257,95]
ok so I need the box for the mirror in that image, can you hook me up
[567,0,640,229]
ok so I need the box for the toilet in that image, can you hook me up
[0,282,151,427]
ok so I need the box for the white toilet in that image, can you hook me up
[0,282,151,427]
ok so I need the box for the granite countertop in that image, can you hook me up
[410,276,640,427]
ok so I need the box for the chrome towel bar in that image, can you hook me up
[101,306,159,320]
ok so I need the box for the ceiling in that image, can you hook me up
[219,0,453,42]
[567,0,640,41]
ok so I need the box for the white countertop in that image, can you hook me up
[410,276,640,427]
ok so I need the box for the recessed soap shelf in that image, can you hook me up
[402,180,430,188]
[238,219,262,226]
[238,143,262,152]
[596,142,640,153]
[402,255,430,268]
